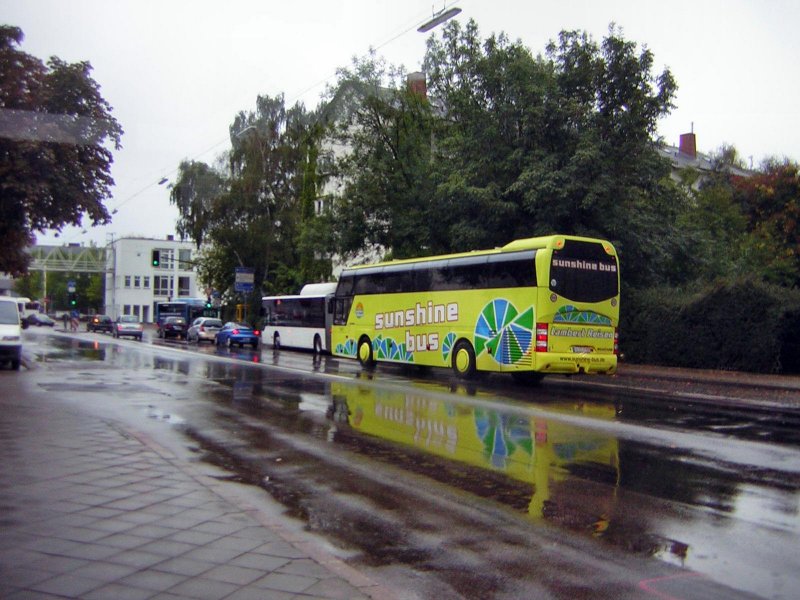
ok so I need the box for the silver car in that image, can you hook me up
[187,317,223,343]
[113,315,143,340]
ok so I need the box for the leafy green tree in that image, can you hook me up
[423,22,552,252]
[0,26,123,275]
[426,22,683,286]
[172,94,331,324]
[296,119,335,283]
[12,270,103,313]
[169,160,224,247]
[328,52,436,260]
[673,145,754,282]
[733,159,800,286]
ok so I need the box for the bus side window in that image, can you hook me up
[334,297,353,325]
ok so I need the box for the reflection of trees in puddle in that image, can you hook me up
[152,355,191,375]
[38,337,108,362]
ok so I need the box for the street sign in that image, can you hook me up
[234,267,255,293]
[67,280,76,293]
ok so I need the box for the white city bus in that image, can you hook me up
[262,283,337,354]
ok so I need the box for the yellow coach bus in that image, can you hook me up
[331,234,620,380]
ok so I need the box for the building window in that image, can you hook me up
[133,305,141,318]
[143,276,150,289]
[124,276,131,288]
[179,249,192,270]
[123,304,131,315]
[178,276,191,297]
[134,276,141,288]
[154,248,174,269]
[154,275,173,296]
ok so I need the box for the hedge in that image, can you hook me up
[620,279,800,374]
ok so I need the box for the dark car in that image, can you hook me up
[87,314,113,333]
[158,316,187,340]
[113,315,143,340]
[215,322,260,348]
[27,313,55,327]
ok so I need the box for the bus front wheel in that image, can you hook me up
[357,336,375,368]
[452,340,477,380]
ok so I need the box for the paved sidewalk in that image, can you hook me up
[0,376,395,600]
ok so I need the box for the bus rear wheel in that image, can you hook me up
[357,336,375,368]
[452,340,477,380]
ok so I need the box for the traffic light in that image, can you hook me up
[151,250,160,267]
[68,292,77,307]
[205,297,213,309]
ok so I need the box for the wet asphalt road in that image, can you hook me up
[9,328,800,599]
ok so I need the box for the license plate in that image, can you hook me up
[572,346,594,354]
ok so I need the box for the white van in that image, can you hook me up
[0,296,27,370]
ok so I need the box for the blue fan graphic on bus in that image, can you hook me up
[336,338,358,357]
[554,305,612,325]
[474,299,534,365]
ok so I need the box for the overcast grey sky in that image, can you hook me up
[3,0,799,247]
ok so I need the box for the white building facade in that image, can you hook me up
[104,236,202,323]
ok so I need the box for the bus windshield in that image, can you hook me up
[549,239,618,303]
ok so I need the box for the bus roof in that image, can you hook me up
[262,282,336,302]
[299,282,337,296]
[340,235,616,272]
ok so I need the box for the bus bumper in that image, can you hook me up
[534,352,617,375]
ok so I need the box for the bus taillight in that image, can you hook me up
[535,323,548,352]
[614,328,619,355]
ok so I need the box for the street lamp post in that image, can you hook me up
[417,5,462,32]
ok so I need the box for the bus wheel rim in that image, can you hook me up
[455,348,470,373]
[359,341,371,363]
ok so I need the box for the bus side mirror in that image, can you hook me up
[327,300,335,314]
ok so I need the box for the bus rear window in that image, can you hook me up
[549,240,618,303]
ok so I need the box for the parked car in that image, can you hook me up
[27,313,55,327]
[113,315,143,340]
[0,296,26,370]
[158,316,187,340]
[187,317,223,344]
[215,322,261,348]
[87,314,114,333]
